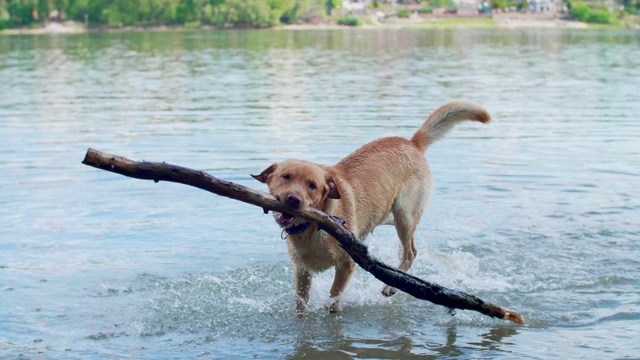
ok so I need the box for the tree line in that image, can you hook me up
[3,0,636,29]
[0,0,342,29]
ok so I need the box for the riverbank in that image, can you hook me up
[0,15,625,35]
[492,14,589,29]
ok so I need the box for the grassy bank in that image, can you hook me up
[6,14,637,35]
[401,17,498,29]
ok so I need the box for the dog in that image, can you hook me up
[252,100,490,313]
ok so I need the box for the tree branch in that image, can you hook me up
[82,148,524,325]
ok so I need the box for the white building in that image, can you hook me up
[528,0,568,12]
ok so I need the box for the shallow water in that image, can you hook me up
[1,29,639,359]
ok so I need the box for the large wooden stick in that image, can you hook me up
[82,148,524,324]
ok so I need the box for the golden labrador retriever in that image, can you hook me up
[252,100,490,313]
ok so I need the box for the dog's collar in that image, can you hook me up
[281,221,312,238]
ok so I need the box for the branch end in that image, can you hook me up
[505,311,525,325]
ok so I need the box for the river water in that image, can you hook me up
[1,29,638,359]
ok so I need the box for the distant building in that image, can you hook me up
[342,0,420,9]
[529,0,552,12]
[343,0,367,11]
[346,0,568,14]
[527,0,568,12]
[455,0,484,14]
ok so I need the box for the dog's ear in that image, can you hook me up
[326,175,341,199]
[251,163,277,184]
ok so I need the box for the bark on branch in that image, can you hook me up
[82,148,524,325]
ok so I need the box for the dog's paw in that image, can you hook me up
[328,303,340,313]
[324,300,341,313]
[381,286,398,297]
[295,300,307,317]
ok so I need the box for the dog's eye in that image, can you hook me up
[308,182,317,190]
[283,174,291,180]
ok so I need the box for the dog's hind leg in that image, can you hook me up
[381,213,418,297]
[382,177,430,297]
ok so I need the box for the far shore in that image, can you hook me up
[0,14,614,36]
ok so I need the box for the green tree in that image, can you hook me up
[74,0,111,25]
[570,2,615,24]
[281,0,325,21]
[621,0,633,13]
[139,0,176,25]
[176,0,208,23]
[491,0,510,9]
[279,0,299,23]
[53,0,68,20]
[325,0,341,16]
[428,0,454,8]
[223,0,272,27]
[201,0,227,25]
[518,0,529,11]
[5,0,38,25]
[36,0,49,20]
[101,0,140,26]
[0,0,336,28]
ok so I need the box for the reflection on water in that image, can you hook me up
[288,323,518,359]
[0,29,639,358]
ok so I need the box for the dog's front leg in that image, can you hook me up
[294,266,312,315]
[328,260,356,313]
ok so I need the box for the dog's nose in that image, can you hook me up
[285,193,302,209]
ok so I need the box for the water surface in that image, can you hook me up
[1,29,639,358]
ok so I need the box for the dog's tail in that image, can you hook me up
[411,100,490,152]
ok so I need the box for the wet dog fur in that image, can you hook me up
[252,100,490,314]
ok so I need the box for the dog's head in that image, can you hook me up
[252,159,340,228]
